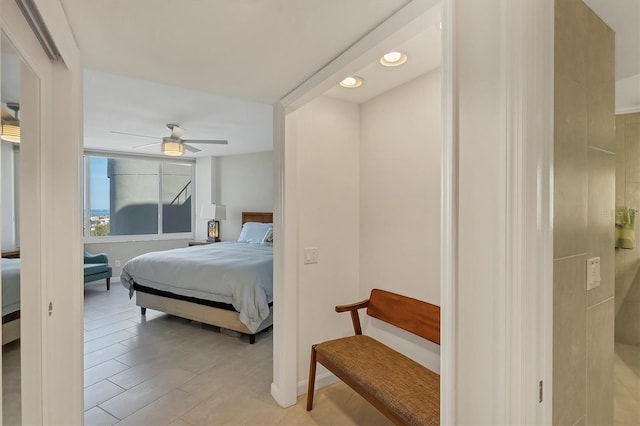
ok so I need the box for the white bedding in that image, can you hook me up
[120,242,273,333]
[2,258,20,317]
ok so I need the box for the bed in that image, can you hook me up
[121,212,273,343]
[2,257,21,345]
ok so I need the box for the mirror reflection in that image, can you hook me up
[2,32,23,426]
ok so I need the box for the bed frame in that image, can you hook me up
[2,312,20,345]
[134,211,273,344]
[2,250,21,345]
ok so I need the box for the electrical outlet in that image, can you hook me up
[115,260,121,267]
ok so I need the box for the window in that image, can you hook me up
[84,154,194,239]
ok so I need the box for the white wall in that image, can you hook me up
[1,141,15,250]
[359,69,441,372]
[290,73,442,391]
[218,151,273,241]
[194,156,214,240]
[292,95,360,391]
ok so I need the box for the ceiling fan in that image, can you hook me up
[1,102,20,144]
[110,123,228,156]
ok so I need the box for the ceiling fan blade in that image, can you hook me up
[182,139,228,145]
[183,143,201,153]
[133,142,161,149]
[170,125,185,140]
[110,130,160,140]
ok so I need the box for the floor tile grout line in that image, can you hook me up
[84,360,132,389]
[105,378,128,392]
[84,312,141,330]
[83,331,138,355]
[98,378,191,423]
[83,321,141,343]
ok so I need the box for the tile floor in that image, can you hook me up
[5,279,639,424]
[614,342,640,425]
[3,279,390,425]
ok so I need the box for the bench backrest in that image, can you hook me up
[367,289,440,345]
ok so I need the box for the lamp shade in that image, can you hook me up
[199,204,226,220]
[212,204,226,220]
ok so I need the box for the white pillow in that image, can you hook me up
[261,228,273,245]
[237,222,272,244]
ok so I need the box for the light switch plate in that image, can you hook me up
[586,257,601,290]
[304,247,318,264]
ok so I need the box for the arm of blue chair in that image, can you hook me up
[84,251,109,264]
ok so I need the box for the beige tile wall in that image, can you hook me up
[615,112,640,345]
[554,1,615,425]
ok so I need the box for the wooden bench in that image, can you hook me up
[306,289,440,425]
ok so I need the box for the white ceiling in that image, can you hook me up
[583,0,640,112]
[61,0,425,157]
[583,0,639,81]
[83,70,273,157]
[6,1,636,156]
[325,25,441,104]
[82,22,444,158]
[61,0,410,104]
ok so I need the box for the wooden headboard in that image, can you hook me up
[242,212,273,225]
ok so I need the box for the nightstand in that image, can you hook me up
[188,240,215,246]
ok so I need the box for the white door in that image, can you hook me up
[1,0,84,423]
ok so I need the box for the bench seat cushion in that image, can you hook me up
[315,335,439,426]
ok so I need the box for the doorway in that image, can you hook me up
[271,0,447,412]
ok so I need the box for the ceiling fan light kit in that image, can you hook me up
[162,139,185,156]
[112,123,228,156]
[1,123,21,143]
[1,102,21,144]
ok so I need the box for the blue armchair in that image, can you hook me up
[84,250,112,290]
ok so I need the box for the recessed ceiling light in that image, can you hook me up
[340,76,363,88]
[380,51,408,67]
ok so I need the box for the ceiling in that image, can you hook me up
[63,0,450,157]
[583,0,639,81]
[583,0,640,111]
[61,0,426,157]
[6,1,636,156]
[81,21,444,157]
[325,24,441,104]
[61,0,410,105]
[83,70,273,157]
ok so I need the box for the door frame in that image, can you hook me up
[0,0,83,423]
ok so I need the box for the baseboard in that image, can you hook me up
[297,371,339,396]
[270,382,295,408]
[617,106,640,115]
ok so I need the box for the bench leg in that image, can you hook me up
[306,344,318,411]
[106,277,111,291]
